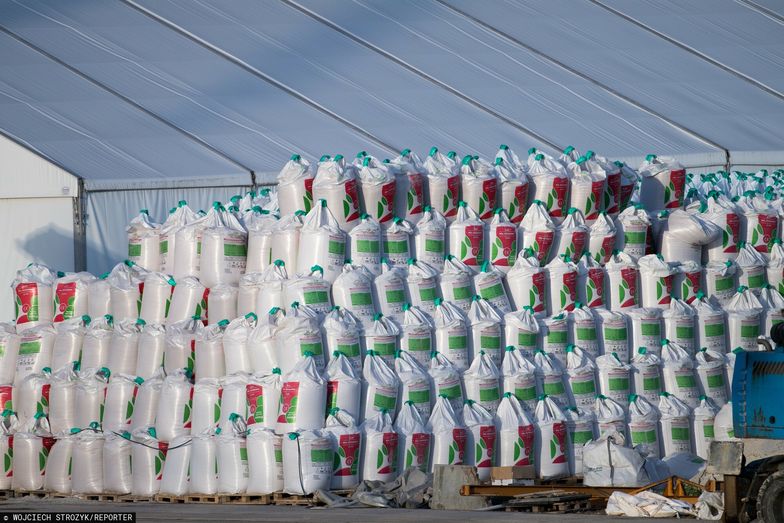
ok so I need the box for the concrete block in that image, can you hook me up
[429,465,489,510]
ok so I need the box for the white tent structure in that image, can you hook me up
[1,0,783,320]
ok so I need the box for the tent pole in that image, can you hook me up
[73,178,87,272]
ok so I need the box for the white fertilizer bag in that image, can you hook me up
[661,340,700,408]
[12,414,53,491]
[739,193,779,256]
[107,319,142,376]
[520,200,557,265]
[139,273,175,324]
[52,272,94,323]
[44,435,75,494]
[433,299,470,371]
[413,207,447,271]
[173,213,210,280]
[49,364,77,435]
[494,146,529,224]
[534,395,569,479]
[545,255,578,314]
[237,272,264,317]
[74,368,109,429]
[16,367,51,425]
[614,205,651,261]
[487,209,518,273]
[564,406,598,476]
[596,353,631,407]
[159,434,190,496]
[534,350,570,408]
[567,156,606,222]
[163,317,200,375]
[673,261,702,305]
[628,308,664,357]
[71,431,104,495]
[702,193,741,261]
[372,259,409,322]
[189,432,217,495]
[207,284,238,325]
[725,286,763,351]
[246,305,286,376]
[506,250,547,314]
[496,393,535,467]
[695,349,728,407]
[312,155,360,231]
[529,153,570,220]
[395,401,432,473]
[223,314,256,375]
[605,251,639,310]
[348,214,382,276]
[692,396,719,460]
[51,316,87,373]
[216,422,249,495]
[566,345,598,408]
[108,261,148,322]
[276,354,326,433]
[285,266,331,317]
[474,262,511,313]
[244,208,277,274]
[638,255,676,308]
[362,410,399,482]
[503,308,540,357]
[246,426,283,495]
[325,351,362,421]
[270,212,304,272]
[501,347,539,412]
[735,242,768,292]
[427,395,468,468]
[192,378,221,436]
[422,147,460,221]
[637,154,686,210]
[758,285,784,335]
[400,304,435,369]
[589,213,617,265]
[296,200,347,284]
[382,217,414,267]
[595,309,630,363]
[127,210,160,271]
[131,427,168,496]
[246,370,281,430]
[406,259,440,314]
[0,412,17,489]
[570,303,600,358]
[323,409,362,489]
[539,313,570,367]
[577,255,606,309]
[282,430,333,494]
[136,323,165,380]
[357,156,396,224]
[195,321,227,380]
[218,376,249,434]
[363,314,400,369]
[448,201,486,272]
[333,263,377,325]
[715,401,735,441]
[460,155,497,221]
[627,394,661,459]
[12,264,55,332]
[658,392,693,455]
[0,325,20,384]
[167,276,207,324]
[463,351,501,414]
[130,370,163,432]
[594,395,628,440]
[274,302,324,375]
[631,348,663,405]
[155,369,193,442]
[767,241,784,294]
[660,210,720,265]
[15,324,56,387]
[463,400,497,481]
[439,255,474,312]
[277,154,315,216]
[322,307,363,373]
[395,350,432,420]
[552,208,589,262]
[704,261,737,306]
[429,352,465,413]
[693,297,728,354]
[103,374,143,433]
[467,296,504,366]
[362,350,400,421]
[159,201,199,275]
[663,299,697,356]
[389,149,426,225]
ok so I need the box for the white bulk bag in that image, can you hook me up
[506,250,547,314]
[533,396,569,479]
[74,368,109,429]
[658,392,693,455]
[296,200,347,284]
[758,285,784,335]
[660,210,720,265]
[501,347,539,413]
[271,212,305,272]
[552,208,589,262]
[422,147,461,221]
[12,415,53,491]
[372,259,409,322]
[312,155,361,231]
[735,242,768,292]
[44,435,75,494]
[223,314,256,375]
[605,251,640,310]
[159,435,191,496]
[325,352,362,421]
[195,321,227,380]
[673,262,702,305]
[361,410,399,482]
[389,148,426,225]
[661,340,700,408]
[237,272,264,317]
[533,350,570,408]
[394,401,431,473]
[362,314,400,368]
[247,308,283,375]
[246,370,281,430]
[568,155,606,221]
[207,284,238,325]
[448,201,486,272]
[0,325,20,385]
[87,275,111,319]
[595,309,630,363]
[702,193,742,261]
[596,353,631,407]
[594,395,628,440]
[692,396,719,460]
[382,217,414,267]
[12,264,56,332]
[189,432,217,494]
[715,401,735,441]
[463,351,501,414]
[130,370,163,432]
[164,318,199,374]
[167,276,207,324]
[333,263,377,325]
[277,154,314,216]
[433,299,470,371]
[695,349,728,407]
[400,304,435,369]
[614,205,651,261]
[282,429,333,494]
[637,154,686,210]
[474,262,511,313]
[362,350,400,421]
[566,345,598,408]
[103,374,143,433]
[570,303,600,358]
[767,241,784,294]
[413,207,447,270]
[53,272,94,323]
[463,401,497,481]
[357,156,397,223]
[322,307,363,373]
[216,427,249,495]
[627,394,661,458]
[663,299,697,356]
[739,193,779,256]
[459,155,497,221]
[139,273,175,324]
[49,364,77,434]
[275,302,324,375]
[438,255,474,311]
[628,308,664,357]
[199,204,247,288]
[427,395,468,469]
[406,259,440,314]
[704,261,737,307]
[638,255,676,308]
[246,427,283,495]
[16,324,56,386]
[127,210,161,271]
[496,393,536,467]
[563,406,598,477]
[429,352,465,412]
[276,354,326,433]
[494,146,529,224]
[395,350,432,420]
[347,214,382,276]
[529,153,570,220]
[192,378,221,436]
[693,297,728,354]
[545,255,578,314]
[16,367,51,425]
[631,348,663,405]
[108,261,148,322]
[71,431,105,494]
[107,319,142,376]
[245,208,278,274]
[155,369,193,442]
[487,209,518,273]
[539,313,570,366]
[159,201,199,275]
[284,265,332,317]
[503,308,540,357]
[725,286,763,351]
[520,200,557,265]
[467,296,504,366]
[131,427,168,496]
[218,375,249,433]
[589,212,617,265]
[577,255,606,309]
[51,316,87,373]
[136,323,165,380]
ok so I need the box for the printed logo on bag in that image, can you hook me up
[303,177,314,212]
[405,433,431,471]
[752,214,779,253]
[655,275,673,305]
[508,184,527,224]
[560,271,577,311]
[585,268,605,308]
[547,178,569,218]
[532,231,554,263]
[343,179,361,224]
[277,382,299,424]
[53,282,77,322]
[550,422,567,464]
[246,384,263,425]
[477,179,497,220]
[39,437,55,475]
[664,169,686,208]
[597,235,615,264]
[376,432,398,475]
[375,182,396,223]
[605,172,621,214]
[3,437,12,478]
[491,226,517,267]
[448,428,467,464]
[723,214,740,253]
[618,267,639,308]
[514,424,535,466]
[14,283,39,324]
[585,180,604,220]
[155,442,169,481]
[681,272,701,304]
[0,386,12,412]
[475,425,496,468]
[528,272,546,313]
[407,173,424,216]
[460,225,484,265]
[443,176,460,218]
[563,231,587,260]
[334,433,360,477]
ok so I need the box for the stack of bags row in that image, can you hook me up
[4,145,783,497]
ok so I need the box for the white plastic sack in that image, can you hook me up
[127,210,161,271]
[276,354,326,434]
[533,396,569,479]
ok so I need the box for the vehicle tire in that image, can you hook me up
[757,470,784,523]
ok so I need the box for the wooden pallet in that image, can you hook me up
[272,492,314,506]
[0,489,15,500]
[14,490,48,499]
[185,494,222,504]
[220,494,274,505]
[155,494,187,503]
[118,495,155,503]
[504,492,592,514]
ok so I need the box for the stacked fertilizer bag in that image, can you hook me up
[5,147,782,498]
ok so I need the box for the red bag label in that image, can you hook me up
[451,428,467,464]
[587,268,605,308]
[246,384,263,425]
[408,173,424,216]
[491,226,517,266]
[605,172,621,214]
[531,272,546,313]
[599,234,615,263]
[724,213,739,253]
[445,176,460,218]
[0,386,12,412]
[344,179,361,224]
[551,422,568,464]
[335,433,360,476]
[53,282,77,322]
[476,425,497,468]
[478,179,497,220]
[377,181,396,224]
[586,180,604,220]
[14,283,39,324]
[509,183,528,224]
[533,231,554,264]
[566,230,587,260]
[620,267,638,308]
[549,177,569,218]
[754,214,779,253]
[277,381,300,424]
[665,169,686,209]
[515,424,535,466]
[461,225,485,266]
[562,270,577,311]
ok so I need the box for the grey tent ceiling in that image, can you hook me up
[0,0,782,190]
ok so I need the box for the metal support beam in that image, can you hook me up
[73,178,87,272]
